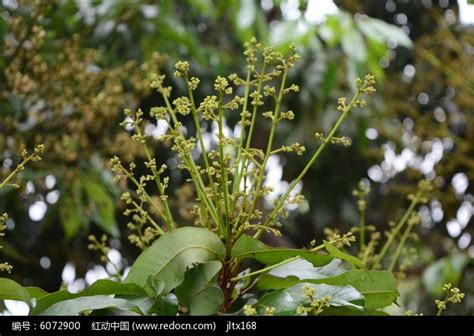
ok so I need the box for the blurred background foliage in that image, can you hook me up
[0,0,472,315]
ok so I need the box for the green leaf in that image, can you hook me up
[146,275,165,297]
[341,28,367,63]
[231,235,333,267]
[190,286,224,316]
[0,278,31,305]
[258,258,344,289]
[39,295,144,316]
[148,294,179,316]
[321,60,339,104]
[269,20,316,51]
[256,283,364,315]
[270,258,344,280]
[32,280,147,315]
[356,17,412,48]
[82,178,119,237]
[236,0,256,30]
[258,260,397,310]
[422,254,470,296]
[323,241,366,269]
[175,261,223,315]
[26,287,49,300]
[59,193,85,240]
[125,227,226,294]
[310,270,398,310]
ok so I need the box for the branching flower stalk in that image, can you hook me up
[111,39,376,306]
[0,145,44,189]
[388,212,420,272]
[353,180,370,251]
[0,144,44,273]
[435,283,465,316]
[255,75,375,238]
[371,180,432,270]
[88,235,123,281]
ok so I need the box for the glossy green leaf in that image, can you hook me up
[324,241,366,269]
[258,260,397,310]
[256,283,364,316]
[32,279,147,315]
[0,278,31,305]
[258,258,344,289]
[175,261,223,315]
[231,235,332,267]
[125,227,226,293]
[270,258,344,280]
[39,295,144,316]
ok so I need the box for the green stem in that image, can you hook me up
[0,151,39,189]
[232,68,252,197]
[186,80,218,201]
[160,91,224,231]
[256,89,362,238]
[218,93,232,238]
[130,200,166,235]
[359,207,366,252]
[371,191,420,270]
[119,164,168,225]
[247,68,288,220]
[388,221,415,272]
[436,293,450,316]
[135,125,175,230]
[231,256,300,282]
[233,65,267,204]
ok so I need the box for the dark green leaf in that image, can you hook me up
[310,270,398,310]
[232,235,332,267]
[148,294,179,316]
[59,193,85,240]
[258,258,344,289]
[190,286,224,316]
[32,280,147,315]
[258,260,397,310]
[256,283,364,315]
[0,278,31,305]
[125,227,226,293]
[82,178,119,237]
[175,261,223,315]
[39,295,144,316]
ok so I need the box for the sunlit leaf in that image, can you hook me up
[256,283,364,315]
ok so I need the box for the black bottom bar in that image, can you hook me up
[0,316,472,335]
